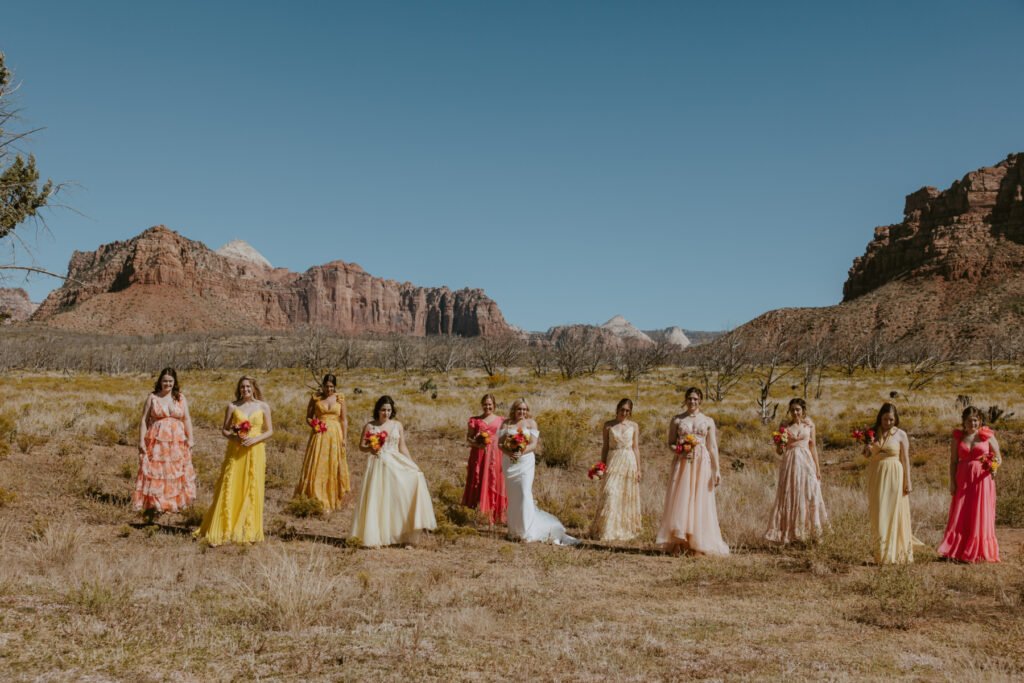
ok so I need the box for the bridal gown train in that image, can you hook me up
[500,426,579,545]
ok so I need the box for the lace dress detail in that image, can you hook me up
[588,423,641,541]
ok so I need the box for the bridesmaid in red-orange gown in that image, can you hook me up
[461,394,507,524]
[938,406,1002,563]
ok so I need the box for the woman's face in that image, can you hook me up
[239,380,254,400]
[684,393,702,413]
[513,404,529,421]
[322,380,335,396]
[377,402,393,421]
[880,412,896,431]
[159,374,175,393]
[616,404,632,421]
[481,397,495,416]
[963,415,982,433]
[789,403,804,421]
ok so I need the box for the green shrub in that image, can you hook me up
[0,414,15,441]
[419,378,438,392]
[537,409,591,468]
[283,495,325,518]
[822,430,855,449]
[118,463,136,480]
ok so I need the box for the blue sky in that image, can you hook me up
[2,1,1022,332]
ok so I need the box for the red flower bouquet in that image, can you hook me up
[308,418,328,434]
[364,429,388,453]
[675,433,699,457]
[232,420,252,438]
[771,426,789,449]
[588,462,607,480]
[502,428,531,463]
[850,428,875,445]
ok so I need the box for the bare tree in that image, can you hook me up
[693,337,748,401]
[615,342,671,382]
[473,334,520,377]
[798,331,831,399]
[424,335,467,374]
[379,336,418,374]
[750,324,799,423]
[527,342,554,378]
[904,340,958,393]
[553,327,606,379]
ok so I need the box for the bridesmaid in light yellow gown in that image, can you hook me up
[589,398,642,541]
[294,374,350,511]
[350,396,436,547]
[866,402,923,564]
[195,376,274,546]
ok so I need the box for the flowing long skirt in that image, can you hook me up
[657,451,729,556]
[588,447,641,541]
[195,442,265,545]
[503,453,578,545]
[133,416,196,513]
[938,459,1000,562]
[765,444,828,544]
[462,441,507,523]
[294,418,350,512]
[350,448,437,547]
[868,455,923,564]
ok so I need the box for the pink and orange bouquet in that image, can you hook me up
[675,433,699,457]
[231,420,252,438]
[475,430,492,447]
[502,428,531,462]
[850,428,875,445]
[588,462,607,480]
[364,429,388,453]
[308,418,327,434]
[772,426,789,450]
[982,455,1000,475]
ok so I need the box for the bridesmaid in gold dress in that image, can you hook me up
[195,376,274,546]
[294,373,350,512]
[657,388,729,556]
[866,402,922,564]
[588,398,642,541]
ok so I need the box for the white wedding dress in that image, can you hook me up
[500,425,579,546]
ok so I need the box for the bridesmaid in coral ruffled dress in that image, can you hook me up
[294,374,350,512]
[866,403,923,564]
[195,376,274,546]
[589,398,642,542]
[938,406,1002,562]
[133,368,196,518]
[765,398,828,544]
[461,394,507,524]
[657,388,729,556]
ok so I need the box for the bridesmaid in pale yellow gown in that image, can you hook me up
[294,373,350,512]
[588,398,642,541]
[866,402,923,564]
[195,376,274,546]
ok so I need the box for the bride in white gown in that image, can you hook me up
[499,398,578,546]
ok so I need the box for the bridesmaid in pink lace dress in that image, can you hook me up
[938,406,1002,562]
[765,398,828,544]
[461,394,507,524]
[657,387,729,556]
[133,368,197,517]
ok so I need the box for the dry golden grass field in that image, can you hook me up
[1,364,1023,680]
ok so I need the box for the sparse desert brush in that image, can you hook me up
[66,577,135,616]
[0,413,15,441]
[93,423,120,446]
[996,460,1024,526]
[27,518,82,570]
[15,432,47,454]
[283,494,325,518]
[537,409,592,468]
[0,487,17,508]
[854,564,946,630]
[0,440,9,459]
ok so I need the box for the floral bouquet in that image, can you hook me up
[475,429,492,447]
[502,428,531,463]
[308,418,327,434]
[587,462,607,480]
[850,428,875,445]
[982,455,1000,475]
[674,433,699,457]
[771,426,789,450]
[364,429,388,454]
[231,420,252,438]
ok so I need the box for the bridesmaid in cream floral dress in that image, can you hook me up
[765,398,828,544]
[657,388,729,556]
[589,398,642,541]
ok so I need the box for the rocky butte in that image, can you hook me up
[31,226,510,337]
[702,153,1024,357]
[0,288,38,322]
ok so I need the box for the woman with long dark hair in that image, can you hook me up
[294,373,350,512]
[765,398,828,544]
[133,368,196,518]
[588,398,642,541]
[865,402,922,563]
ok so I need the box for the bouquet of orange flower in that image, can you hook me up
[231,420,252,438]
[475,430,492,447]
[772,426,789,450]
[308,418,327,434]
[675,433,699,457]
[364,429,388,453]
[588,462,607,480]
[850,428,875,445]
[982,455,1000,475]
[502,428,531,463]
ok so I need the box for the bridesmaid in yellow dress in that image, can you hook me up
[866,402,923,564]
[195,376,274,546]
[588,398,642,541]
[293,373,350,511]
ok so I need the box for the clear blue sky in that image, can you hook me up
[2,1,1022,332]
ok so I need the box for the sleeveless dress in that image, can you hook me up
[867,431,923,564]
[765,420,828,543]
[938,427,1000,562]
[462,415,507,523]
[500,425,579,545]
[657,413,729,556]
[133,395,197,512]
[588,423,641,541]
[195,408,266,545]
[294,396,350,512]
[349,422,437,547]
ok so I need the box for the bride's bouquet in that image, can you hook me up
[364,429,388,454]
[502,428,531,463]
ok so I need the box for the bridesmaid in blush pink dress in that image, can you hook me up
[938,406,1002,562]
[765,398,828,544]
[657,387,729,556]
[461,394,507,524]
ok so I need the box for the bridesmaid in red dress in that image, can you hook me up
[938,406,1002,563]
[461,394,507,524]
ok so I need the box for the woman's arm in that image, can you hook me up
[667,418,679,454]
[397,423,413,458]
[522,420,539,455]
[221,403,236,439]
[707,420,722,487]
[989,435,1002,468]
[807,420,821,480]
[466,419,480,448]
[358,422,373,453]
[776,420,788,456]
[338,398,348,441]
[600,423,610,465]
[181,395,195,449]
[138,394,153,454]
[899,431,912,495]
[632,421,641,483]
